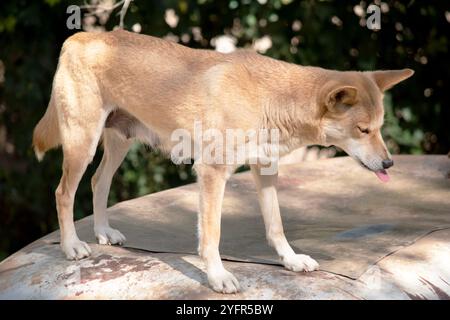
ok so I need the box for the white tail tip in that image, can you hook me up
[35,149,44,162]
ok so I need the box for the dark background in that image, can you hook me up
[0,0,449,261]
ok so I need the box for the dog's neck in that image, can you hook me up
[259,64,330,152]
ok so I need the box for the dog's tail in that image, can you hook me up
[32,96,61,161]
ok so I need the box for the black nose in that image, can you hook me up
[382,159,394,169]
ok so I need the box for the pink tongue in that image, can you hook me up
[375,169,390,183]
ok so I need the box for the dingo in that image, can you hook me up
[33,30,413,293]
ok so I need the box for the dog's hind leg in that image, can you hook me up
[250,165,319,272]
[54,85,109,260]
[92,128,131,245]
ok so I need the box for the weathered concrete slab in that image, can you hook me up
[0,228,449,299]
[0,155,449,299]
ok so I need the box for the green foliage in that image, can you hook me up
[108,145,195,203]
[0,0,449,260]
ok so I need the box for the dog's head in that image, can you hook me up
[319,69,414,182]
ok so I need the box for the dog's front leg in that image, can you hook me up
[250,165,319,272]
[195,163,240,293]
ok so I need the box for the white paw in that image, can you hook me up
[95,226,126,245]
[283,254,319,272]
[208,269,241,294]
[61,239,92,260]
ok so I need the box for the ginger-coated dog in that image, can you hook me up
[33,30,413,293]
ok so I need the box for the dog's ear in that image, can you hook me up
[325,86,358,111]
[370,69,414,91]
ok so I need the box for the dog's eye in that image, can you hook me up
[357,126,370,134]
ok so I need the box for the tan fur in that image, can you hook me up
[32,96,60,161]
[33,30,413,293]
